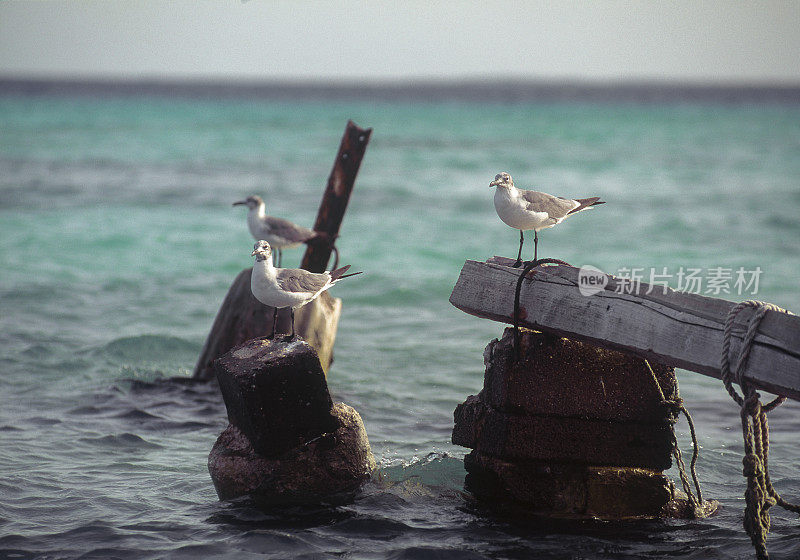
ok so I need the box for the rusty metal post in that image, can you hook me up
[192,120,371,381]
[300,120,372,273]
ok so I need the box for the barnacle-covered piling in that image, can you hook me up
[208,337,375,504]
[453,327,716,519]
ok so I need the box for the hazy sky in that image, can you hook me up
[1,1,798,83]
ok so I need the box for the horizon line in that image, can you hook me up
[2,75,800,103]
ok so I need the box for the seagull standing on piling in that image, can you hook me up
[250,240,361,339]
[489,172,605,267]
[234,195,322,267]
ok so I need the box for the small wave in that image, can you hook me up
[122,377,223,405]
[77,334,201,383]
[168,420,216,430]
[378,452,466,490]
[764,213,800,233]
[386,546,491,560]
[91,334,198,364]
[78,433,163,450]
[117,520,190,532]
[206,498,353,531]
[328,515,411,539]
[0,549,38,560]
[113,409,162,421]
[26,416,62,426]
[67,405,105,416]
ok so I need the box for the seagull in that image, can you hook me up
[250,240,362,339]
[233,195,324,267]
[489,172,605,267]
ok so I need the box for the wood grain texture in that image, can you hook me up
[450,259,800,401]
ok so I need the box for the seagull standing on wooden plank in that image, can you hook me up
[234,195,324,267]
[490,172,605,267]
[250,240,361,339]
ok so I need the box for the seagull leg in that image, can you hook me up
[268,307,278,339]
[513,230,524,268]
[289,308,295,340]
[533,230,538,264]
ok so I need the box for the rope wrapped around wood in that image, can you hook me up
[512,258,571,358]
[721,300,800,560]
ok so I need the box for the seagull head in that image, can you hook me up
[251,240,272,262]
[489,172,514,189]
[233,195,263,209]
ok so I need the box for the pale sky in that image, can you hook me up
[1,1,799,84]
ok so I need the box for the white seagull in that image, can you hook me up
[250,240,361,339]
[489,172,605,267]
[234,195,324,267]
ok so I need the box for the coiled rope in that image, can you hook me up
[721,300,800,560]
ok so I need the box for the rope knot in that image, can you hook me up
[722,298,797,560]
[660,398,683,419]
[742,453,762,477]
[742,393,762,417]
[643,360,705,511]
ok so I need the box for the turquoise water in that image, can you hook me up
[1,83,800,559]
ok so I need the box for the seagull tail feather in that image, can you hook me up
[568,197,606,214]
[329,265,363,281]
[328,265,350,280]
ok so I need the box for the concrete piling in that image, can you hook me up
[453,327,709,519]
[208,336,375,504]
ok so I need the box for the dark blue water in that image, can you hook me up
[1,80,799,559]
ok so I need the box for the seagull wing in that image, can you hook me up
[276,268,331,294]
[520,190,579,219]
[267,216,318,243]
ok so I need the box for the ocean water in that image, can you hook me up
[1,81,799,559]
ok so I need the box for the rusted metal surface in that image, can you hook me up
[300,120,372,273]
[193,120,369,381]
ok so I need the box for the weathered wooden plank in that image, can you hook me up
[449,258,800,401]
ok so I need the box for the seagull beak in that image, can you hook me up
[251,248,258,256]
[233,200,246,206]
[489,180,499,188]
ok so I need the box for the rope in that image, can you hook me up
[721,301,787,410]
[509,258,710,517]
[509,267,800,555]
[511,260,707,515]
[644,359,705,516]
[721,300,800,560]
[512,258,571,359]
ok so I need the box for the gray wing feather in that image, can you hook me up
[276,269,331,294]
[520,190,578,219]
[267,216,317,243]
